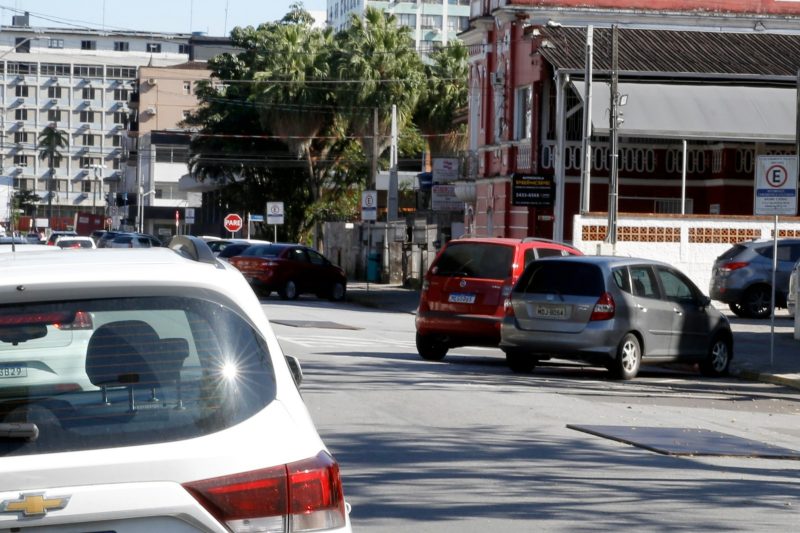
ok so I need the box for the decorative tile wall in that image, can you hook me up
[689,227,760,244]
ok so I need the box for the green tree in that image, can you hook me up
[37,125,68,220]
[414,42,469,158]
[332,7,426,184]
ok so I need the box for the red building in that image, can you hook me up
[460,0,800,241]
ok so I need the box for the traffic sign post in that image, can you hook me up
[266,202,284,242]
[223,213,243,236]
[754,155,798,366]
[361,191,377,222]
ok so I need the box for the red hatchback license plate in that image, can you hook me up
[448,293,476,304]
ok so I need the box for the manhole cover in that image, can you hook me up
[270,320,361,330]
[568,425,800,459]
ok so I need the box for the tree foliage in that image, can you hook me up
[37,125,68,219]
[186,2,467,240]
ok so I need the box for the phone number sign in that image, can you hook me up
[755,156,797,216]
[512,174,555,207]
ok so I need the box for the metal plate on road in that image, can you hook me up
[568,425,800,460]
[270,320,362,330]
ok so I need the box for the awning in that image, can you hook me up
[178,173,219,192]
[573,82,797,142]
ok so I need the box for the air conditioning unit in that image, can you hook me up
[15,120,24,126]
[83,100,92,106]
[81,123,91,130]
[49,99,58,105]
[50,76,58,82]
[147,78,157,86]
[145,107,157,115]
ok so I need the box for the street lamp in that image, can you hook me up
[138,187,155,233]
[86,163,107,215]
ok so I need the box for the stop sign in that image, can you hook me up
[223,213,243,233]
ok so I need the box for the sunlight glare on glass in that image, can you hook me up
[221,361,239,380]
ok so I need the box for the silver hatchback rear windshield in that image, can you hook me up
[0,296,276,456]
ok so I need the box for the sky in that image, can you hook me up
[0,0,327,36]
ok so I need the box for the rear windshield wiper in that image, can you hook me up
[0,423,39,441]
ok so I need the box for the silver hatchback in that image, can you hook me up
[500,256,733,380]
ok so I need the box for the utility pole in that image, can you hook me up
[580,26,594,214]
[605,25,620,246]
[388,104,399,221]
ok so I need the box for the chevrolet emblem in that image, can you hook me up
[0,492,70,517]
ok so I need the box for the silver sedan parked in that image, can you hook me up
[500,256,733,380]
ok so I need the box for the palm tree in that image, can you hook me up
[414,42,469,158]
[37,124,68,220]
[333,7,426,179]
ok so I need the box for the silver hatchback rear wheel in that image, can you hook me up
[612,333,641,380]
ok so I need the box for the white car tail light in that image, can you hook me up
[184,451,346,533]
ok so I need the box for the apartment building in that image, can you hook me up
[327,0,470,54]
[0,12,191,231]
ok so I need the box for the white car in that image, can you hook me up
[0,237,351,532]
[54,235,97,249]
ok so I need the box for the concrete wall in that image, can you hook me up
[573,213,800,294]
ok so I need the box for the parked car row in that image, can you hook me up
[415,235,741,381]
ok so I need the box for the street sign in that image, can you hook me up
[250,214,264,222]
[223,213,243,233]
[431,185,462,211]
[361,190,377,221]
[266,202,284,225]
[432,158,460,183]
[185,207,195,224]
[755,156,798,216]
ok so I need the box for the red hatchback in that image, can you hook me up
[415,237,582,360]
[228,243,348,301]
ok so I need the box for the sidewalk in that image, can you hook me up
[346,282,800,390]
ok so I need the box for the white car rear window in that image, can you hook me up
[0,296,276,456]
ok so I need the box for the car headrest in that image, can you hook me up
[85,320,161,387]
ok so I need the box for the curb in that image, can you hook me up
[731,367,800,391]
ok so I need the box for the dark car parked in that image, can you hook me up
[228,243,347,301]
[500,256,733,380]
[709,238,800,318]
[108,232,163,248]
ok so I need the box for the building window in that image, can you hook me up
[113,111,127,124]
[55,179,68,192]
[74,64,103,77]
[82,87,98,100]
[6,62,37,75]
[182,110,191,120]
[13,132,28,144]
[421,14,442,29]
[13,155,30,167]
[112,135,122,147]
[182,81,192,95]
[81,40,97,51]
[514,86,532,141]
[15,37,31,53]
[81,180,93,193]
[79,110,95,123]
[48,86,63,99]
[112,158,121,169]
[397,14,416,28]
[146,43,162,53]
[114,41,130,52]
[82,134,98,146]
[41,63,70,76]
[179,44,190,54]
[48,38,64,49]
[106,66,136,78]
[113,87,129,101]
[13,177,33,191]
[15,85,29,97]
[14,109,28,121]
[80,156,102,168]
[48,109,62,122]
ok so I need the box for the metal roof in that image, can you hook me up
[537,26,800,80]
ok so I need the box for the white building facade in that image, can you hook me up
[0,13,191,231]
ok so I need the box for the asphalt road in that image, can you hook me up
[262,297,800,532]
